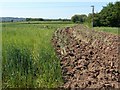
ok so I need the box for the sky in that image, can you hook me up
[0,0,118,19]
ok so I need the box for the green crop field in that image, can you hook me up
[2,21,75,88]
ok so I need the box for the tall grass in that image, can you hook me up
[2,22,75,88]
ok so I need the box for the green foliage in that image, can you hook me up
[99,1,120,27]
[26,18,44,21]
[2,22,75,88]
[71,14,87,23]
[87,1,120,27]
[93,13,101,27]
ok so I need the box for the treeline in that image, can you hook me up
[1,17,26,22]
[71,1,120,27]
[26,18,71,21]
[26,18,44,21]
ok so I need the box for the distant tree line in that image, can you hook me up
[26,18,71,21]
[71,1,120,27]
[1,17,26,22]
[26,18,44,21]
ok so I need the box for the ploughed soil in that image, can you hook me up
[52,25,120,89]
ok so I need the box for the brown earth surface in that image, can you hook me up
[52,25,120,89]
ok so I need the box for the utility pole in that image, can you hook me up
[91,5,94,29]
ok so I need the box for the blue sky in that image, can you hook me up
[0,0,118,19]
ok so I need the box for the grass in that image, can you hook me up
[94,27,119,35]
[84,22,119,35]
[2,22,75,88]
[3,21,73,25]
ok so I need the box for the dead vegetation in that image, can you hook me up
[52,25,120,89]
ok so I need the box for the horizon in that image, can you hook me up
[0,0,118,19]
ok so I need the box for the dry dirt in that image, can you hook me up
[52,25,120,89]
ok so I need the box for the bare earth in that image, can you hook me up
[52,25,120,89]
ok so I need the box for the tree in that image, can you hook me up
[26,18,44,21]
[71,15,78,23]
[93,13,101,27]
[11,20,13,22]
[99,1,120,27]
[71,14,87,23]
[87,1,120,27]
